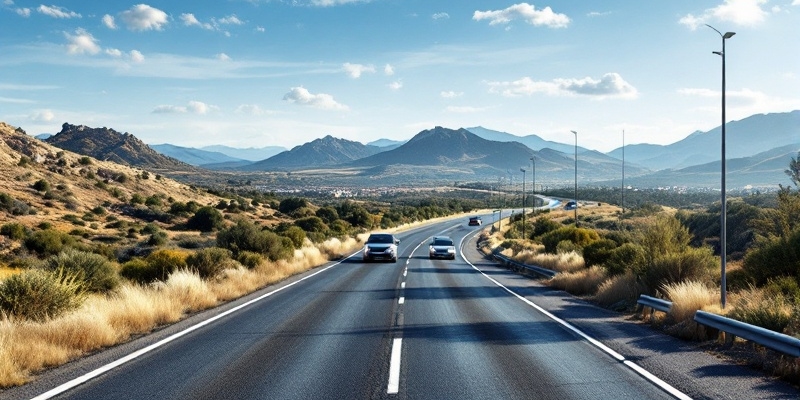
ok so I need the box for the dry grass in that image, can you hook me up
[0,236,363,388]
[663,281,719,324]
[594,271,643,309]
[518,251,584,273]
[0,267,22,281]
[548,266,607,296]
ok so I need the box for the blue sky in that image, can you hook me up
[1,0,799,152]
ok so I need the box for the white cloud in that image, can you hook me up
[129,50,145,63]
[793,0,800,5]
[306,0,372,6]
[15,7,30,17]
[473,3,570,28]
[120,4,169,31]
[216,53,231,61]
[388,81,402,90]
[440,91,463,98]
[105,48,122,57]
[384,64,395,76]
[487,73,638,99]
[282,87,349,111]
[587,11,612,18]
[343,62,376,78]
[432,12,449,20]
[235,104,275,115]
[38,4,80,18]
[102,14,117,29]
[153,100,218,114]
[30,109,55,122]
[65,28,100,55]
[218,15,244,25]
[679,0,770,29]
[256,26,265,32]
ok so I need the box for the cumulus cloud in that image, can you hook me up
[487,73,638,99]
[129,50,145,63]
[105,48,122,57]
[473,3,570,28]
[218,15,244,25]
[181,12,245,34]
[440,91,464,98]
[65,28,100,55]
[282,87,349,111]
[153,100,218,114]
[432,12,449,20]
[30,109,55,122]
[102,14,117,29]
[343,63,376,78]
[38,4,80,18]
[384,64,395,76]
[679,0,770,29]
[388,81,403,90]
[15,7,30,17]
[120,4,169,31]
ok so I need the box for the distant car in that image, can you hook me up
[468,216,482,226]
[429,236,456,260]
[564,201,577,210]
[362,233,400,263]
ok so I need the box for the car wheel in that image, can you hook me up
[392,257,398,263]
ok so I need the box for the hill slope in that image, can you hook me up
[245,135,384,171]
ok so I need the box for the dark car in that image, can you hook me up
[564,201,577,210]
[429,236,456,260]
[468,216,482,226]
[362,233,400,263]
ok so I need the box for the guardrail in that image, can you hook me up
[636,295,672,322]
[490,252,556,279]
[694,311,800,357]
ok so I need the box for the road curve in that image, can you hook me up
[5,213,798,399]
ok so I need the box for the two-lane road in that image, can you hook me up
[8,215,797,399]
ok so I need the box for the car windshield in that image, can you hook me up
[433,238,453,246]
[367,234,394,244]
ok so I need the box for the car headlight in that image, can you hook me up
[448,248,455,254]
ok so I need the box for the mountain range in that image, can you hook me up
[23,110,800,189]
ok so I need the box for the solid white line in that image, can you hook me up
[387,338,403,394]
[30,250,363,400]
[457,234,692,400]
[398,297,405,305]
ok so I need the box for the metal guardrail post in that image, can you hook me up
[636,295,672,322]
[694,311,800,357]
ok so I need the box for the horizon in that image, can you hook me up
[2,1,799,152]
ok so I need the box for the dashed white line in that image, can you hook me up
[387,338,403,394]
[401,282,406,289]
[398,297,405,305]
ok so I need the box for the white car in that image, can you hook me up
[363,233,400,263]
[429,236,456,260]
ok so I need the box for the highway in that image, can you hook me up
[8,214,799,399]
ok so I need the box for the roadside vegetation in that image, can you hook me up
[479,151,800,383]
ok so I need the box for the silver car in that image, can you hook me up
[363,233,400,263]
[429,236,456,260]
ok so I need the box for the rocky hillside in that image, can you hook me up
[45,123,194,172]
[245,135,384,171]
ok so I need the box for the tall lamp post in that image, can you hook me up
[520,168,526,239]
[706,24,735,309]
[622,129,625,216]
[570,130,578,227]
[530,156,536,218]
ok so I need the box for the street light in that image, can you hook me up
[520,168,526,240]
[570,130,578,227]
[530,156,536,218]
[622,129,625,216]
[706,24,735,309]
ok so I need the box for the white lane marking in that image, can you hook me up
[31,250,364,400]
[403,269,407,277]
[401,282,406,289]
[457,234,692,400]
[398,297,405,305]
[387,338,403,394]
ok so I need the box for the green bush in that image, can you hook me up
[41,248,119,292]
[24,229,77,256]
[605,243,646,276]
[532,216,560,238]
[644,247,717,295]
[742,228,800,285]
[281,226,306,248]
[294,216,328,234]
[187,206,224,232]
[146,231,168,246]
[120,250,187,283]
[540,226,600,254]
[237,251,263,269]
[0,192,31,215]
[0,269,85,321]
[186,247,237,278]
[582,239,617,267]
[216,219,293,261]
[278,197,308,215]
[32,179,50,192]
[1,222,28,240]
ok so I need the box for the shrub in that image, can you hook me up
[742,228,800,286]
[216,219,293,261]
[605,243,646,276]
[0,222,28,240]
[186,247,237,279]
[79,156,92,165]
[295,216,328,234]
[729,286,794,333]
[278,197,308,215]
[187,206,224,232]
[120,250,188,283]
[663,280,718,324]
[0,269,85,321]
[24,229,77,256]
[119,258,150,284]
[32,179,50,192]
[644,247,717,296]
[548,266,607,295]
[541,226,600,254]
[0,192,31,215]
[130,193,145,205]
[145,195,161,207]
[146,231,168,246]
[40,248,119,292]
[582,239,617,267]
[237,251,263,269]
[281,226,306,248]
[532,216,560,238]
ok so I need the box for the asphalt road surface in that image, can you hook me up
[6,214,799,399]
